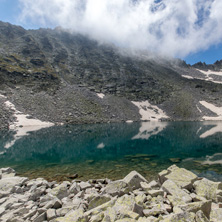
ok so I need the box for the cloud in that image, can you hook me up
[18,0,222,57]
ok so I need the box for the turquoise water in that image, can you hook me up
[0,121,222,182]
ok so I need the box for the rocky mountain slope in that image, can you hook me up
[0,21,222,129]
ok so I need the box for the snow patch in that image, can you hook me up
[132,121,168,140]
[182,75,194,80]
[4,100,54,149]
[199,101,222,121]
[132,101,168,121]
[196,69,222,84]
[97,93,105,99]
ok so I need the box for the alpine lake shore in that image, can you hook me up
[0,165,222,222]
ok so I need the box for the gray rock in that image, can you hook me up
[33,212,46,222]
[193,178,221,201]
[0,177,28,192]
[143,204,168,217]
[178,200,212,218]
[0,207,6,216]
[162,180,192,206]
[55,208,88,222]
[79,181,92,190]
[69,182,80,194]
[49,183,69,200]
[88,195,111,210]
[102,180,130,197]
[195,210,209,222]
[165,167,198,190]
[162,211,196,221]
[210,208,222,222]
[46,209,57,221]
[123,171,147,189]
[148,189,164,197]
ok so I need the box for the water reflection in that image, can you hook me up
[0,121,221,181]
[199,122,222,138]
[132,121,168,140]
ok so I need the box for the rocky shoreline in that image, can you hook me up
[0,165,222,222]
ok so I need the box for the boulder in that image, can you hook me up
[162,212,196,221]
[46,209,57,221]
[79,181,92,190]
[0,177,28,192]
[113,194,143,217]
[102,180,130,197]
[102,207,116,222]
[195,210,209,222]
[143,204,168,217]
[49,182,69,200]
[162,180,192,205]
[55,208,87,222]
[178,200,212,218]
[165,167,198,190]
[210,208,222,222]
[123,171,147,189]
[193,178,221,201]
[88,195,111,210]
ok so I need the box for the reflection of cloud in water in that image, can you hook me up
[201,153,222,165]
[132,121,168,140]
[199,122,222,138]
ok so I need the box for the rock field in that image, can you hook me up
[0,165,222,221]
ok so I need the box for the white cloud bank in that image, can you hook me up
[18,0,222,57]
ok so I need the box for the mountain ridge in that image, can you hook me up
[0,21,222,129]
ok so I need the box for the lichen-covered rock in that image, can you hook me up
[102,207,116,222]
[49,182,69,200]
[193,178,221,201]
[55,208,87,222]
[122,171,147,189]
[195,210,209,222]
[88,195,111,210]
[162,180,192,205]
[148,189,164,197]
[210,208,222,222]
[89,212,104,222]
[143,203,168,217]
[101,180,130,197]
[113,194,143,216]
[115,219,137,222]
[165,167,198,190]
[178,200,211,218]
[85,197,117,217]
[162,211,196,222]
[135,193,146,205]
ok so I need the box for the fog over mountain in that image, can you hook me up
[19,0,222,57]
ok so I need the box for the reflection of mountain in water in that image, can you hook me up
[0,122,222,165]
[199,122,222,138]
[132,122,168,140]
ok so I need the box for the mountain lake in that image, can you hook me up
[0,121,221,182]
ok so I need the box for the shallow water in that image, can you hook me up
[0,121,222,182]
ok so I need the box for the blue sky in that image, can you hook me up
[0,0,222,65]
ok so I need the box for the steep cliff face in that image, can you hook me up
[0,21,222,128]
